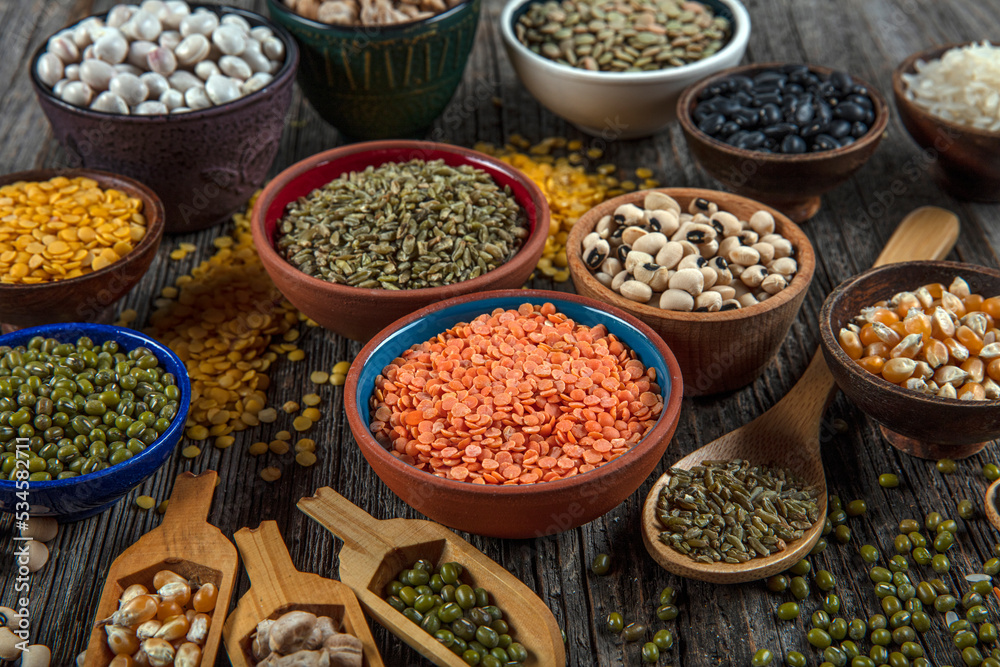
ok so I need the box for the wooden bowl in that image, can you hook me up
[893,42,1000,202]
[819,260,1000,459]
[344,289,684,538]
[566,188,816,396]
[677,63,890,222]
[252,141,550,342]
[0,168,164,330]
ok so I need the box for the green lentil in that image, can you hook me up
[591,553,611,575]
[823,594,841,615]
[938,458,958,473]
[777,602,800,621]
[606,612,623,633]
[964,646,985,666]
[825,646,847,666]
[829,509,848,526]
[982,623,998,644]
[912,547,933,565]
[849,619,868,641]
[622,622,646,643]
[899,519,921,533]
[954,620,975,634]
[815,570,836,591]
[925,512,943,531]
[940,519,960,533]
[871,628,892,646]
[829,618,848,641]
[932,554,951,573]
[841,640,861,659]
[652,629,673,650]
[860,545,881,563]
[812,610,831,629]
[983,463,1000,481]
[658,586,676,606]
[851,656,874,667]
[894,534,913,553]
[846,499,867,516]
[785,650,807,667]
[879,473,900,488]
[767,575,789,593]
[935,594,959,612]
[790,576,810,600]
[892,626,916,644]
[870,614,889,630]
[889,555,909,572]
[789,559,811,576]
[871,567,893,583]
[811,538,829,555]
[973,580,994,596]
[641,642,659,663]
[901,642,924,659]
[808,628,833,649]
[959,499,976,519]
[752,648,774,666]
[969,605,991,623]
[656,604,679,621]
[882,596,903,616]
[869,646,889,665]
[835,525,852,544]
[984,558,1000,576]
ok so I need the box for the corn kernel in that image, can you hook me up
[135,495,155,510]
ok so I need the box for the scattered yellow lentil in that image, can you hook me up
[295,438,316,453]
[587,147,604,159]
[287,349,306,362]
[292,416,313,432]
[212,236,233,249]
[269,440,290,455]
[156,500,169,514]
[302,407,322,422]
[144,194,302,441]
[214,435,235,449]
[283,329,300,342]
[248,441,268,456]
[301,393,322,407]
[169,248,188,261]
[295,451,317,467]
[330,374,347,387]
[635,167,654,179]
[181,445,202,458]
[118,308,138,324]
[258,408,278,423]
[160,286,178,299]
[135,495,155,510]
[281,401,300,414]
[260,467,281,482]
[332,361,351,375]
[187,425,209,441]
[0,176,146,284]
[310,371,330,384]
[275,430,292,441]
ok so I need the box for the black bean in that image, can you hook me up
[852,84,869,96]
[851,121,869,138]
[828,119,852,138]
[698,113,726,135]
[732,109,759,128]
[755,92,783,106]
[815,101,833,125]
[847,94,873,109]
[812,134,841,151]
[781,134,807,154]
[716,98,743,114]
[841,136,856,146]
[725,130,749,145]
[733,91,754,106]
[736,131,767,149]
[793,100,814,125]
[834,102,868,122]
[830,70,853,92]
[759,104,783,125]
[754,71,786,86]
[762,122,798,138]
[785,83,804,95]
[801,123,829,138]
[729,75,754,91]
[719,121,740,136]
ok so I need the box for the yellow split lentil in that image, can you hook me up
[156,500,169,514]
[275,430,292,441]
[248,441,268,456]
[0,176,146,284]
[301,393,322,407]
[330,374,347,387]
[310,370,330,384]
[181,445,202,458]
[282,401,300,414]
[302,407,322,422]
[332,361,351,374]
[258,408,279,423]
[296,451,317,467]
[292,416,313,432]
[214,435,235,449]
[269,440,290,455]
[260,467,281,482]
[287,349,306,362]
[295,438,316,453]
[135,495,155,510]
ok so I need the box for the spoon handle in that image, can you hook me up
[159,471,218,530]
[298,487,390,556]
[233,521,299,603]
[873,206,959,268]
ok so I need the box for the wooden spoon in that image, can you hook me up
[223,520,385,667]
[985,479,1000,533]
[641,206,960,584]
[84,471,237,666]
[298,488,566,667]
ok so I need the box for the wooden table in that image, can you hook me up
[3,1,1000,665]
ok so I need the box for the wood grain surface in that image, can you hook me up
[4,1,1000,665]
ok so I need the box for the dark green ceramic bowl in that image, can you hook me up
[267,0,480,140]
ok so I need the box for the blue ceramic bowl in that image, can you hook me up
[344,289,685,538]
[0,324,190,521]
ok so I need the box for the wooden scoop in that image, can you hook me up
[985,479,1000,533]
[641,206,961,584]
[223,520,385,667]
[84,471,238,665]
[298,488,566,667]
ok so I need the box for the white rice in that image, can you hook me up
[902,41,1000,131]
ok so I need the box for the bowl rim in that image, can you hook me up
[892,40,1000,139]
[251,139,550,299]
[29,4,300,122]
[676,61,890,162]
[0,167,165,295]
[819,259,1000,407]
[344,288,685,497]
[265,0,478,35]
[498,0,751,85]
[0,322,192,491]
[566,187,817,322]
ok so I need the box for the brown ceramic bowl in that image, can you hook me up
[29,5,299,233]
[344,289,684,538]
[0,168,164,330]
[677,63,889,222]
[252,141,550,342]
[819,260,1000,460]
[567,188,816,396]
[893,42,1000,202]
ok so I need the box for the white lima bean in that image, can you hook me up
[140,71,170,98]
[61,81,94,106]
[147,46,177,76]
[20,517,58,542]
[20,644,51,667]
[64,64,80,81]
[184,85,212,110]
[94,30,129,63]
[243,72,273,94]
[212,24,247,55]
[36,53,64,87]
[582,192,798,312]
[92,91,131,114]
[219,55,252,80]
[205,74,241,105]
[109,73,149,106]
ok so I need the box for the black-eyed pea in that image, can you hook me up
[601,257,623,275]
[761,273,787,295]
[583,239,610,269]
[755,290,770,302]
[700,266,718,290]
[624,250,654,273]
[633,262,660,284]
[596,215,614,238]
[649,267,671,292]
[621,280,652,303]
[741,265,768,288]
[644,191,680,215]
[691,212,711,225]
[697,238,719,259]
[622,226,648,246]
[647,210,680,235]
[660,289,694,311]
[677,254,707,270]
[769,257,797,276]
[717,235,742,259]
[595,272,613,288]
[728,263,746,278]
[678,240,700,257]
[728,245,759,266]
[711,284,737,301]
[611,270,630,291]
[582,231,602,252]
[694,290,723,312]
[668,268,704,296]
[713,268,733,286]
[752,242,775,265]
[737,229,759,246]
[721,298,741,310]
[738,292,759,307]
[633,232,667,255]
[771,238,794,258]
[688,197,716,216]
[614,243,630,263]
[670,221,695,243]
[614,203,644,225]
[710,211,742,237]
[655,241,684,269]
[750,210,776,235]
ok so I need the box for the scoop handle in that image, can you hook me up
[233,521,300,611]
[160,471,217,529]
[298,488,390,556]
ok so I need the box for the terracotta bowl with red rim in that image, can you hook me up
[252,141,550,342]
[344,289,684,538]
[677,62,889,222]
[567,188,816,396]
[0,168,165,331]
[819,260,1000,460]
[893,42,1000,202]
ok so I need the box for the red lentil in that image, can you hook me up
[369,302,664,485]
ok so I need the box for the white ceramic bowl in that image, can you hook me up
[499,0,751,138]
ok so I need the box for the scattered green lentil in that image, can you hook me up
[777,602,800,620]
[959,499,975,519]
[790,576,810,600]
[785,650,806,667]
[983,463,1000,481]
[658,587,676,606]
[591,553,611,575]
[606,612,623,633]
[815,570,836,591]
[135,495,155,510]
[834,525,852,544]
[767,575,789,593]
[752,648,774,666]
[652,629,673,650]
[938,458,958,473]
[656,604,678,621]
[860,545,881,563]
[879,473,900,488]
[846,499,867,516]
[622,622,646,643]
[641,642,659,663]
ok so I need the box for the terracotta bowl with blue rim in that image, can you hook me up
[266,0,480,140]
[30,5,299,233]
[344,289,685,538]
[0,168,165,332]
[252,140,550,342]
[0,323,191,521]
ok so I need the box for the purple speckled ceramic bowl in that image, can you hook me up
[29,6,299,233]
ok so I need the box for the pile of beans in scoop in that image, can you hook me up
[838,276,1000,400]
[692,65,877,153]
[0,335,181,481]
[368,302,664,484]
